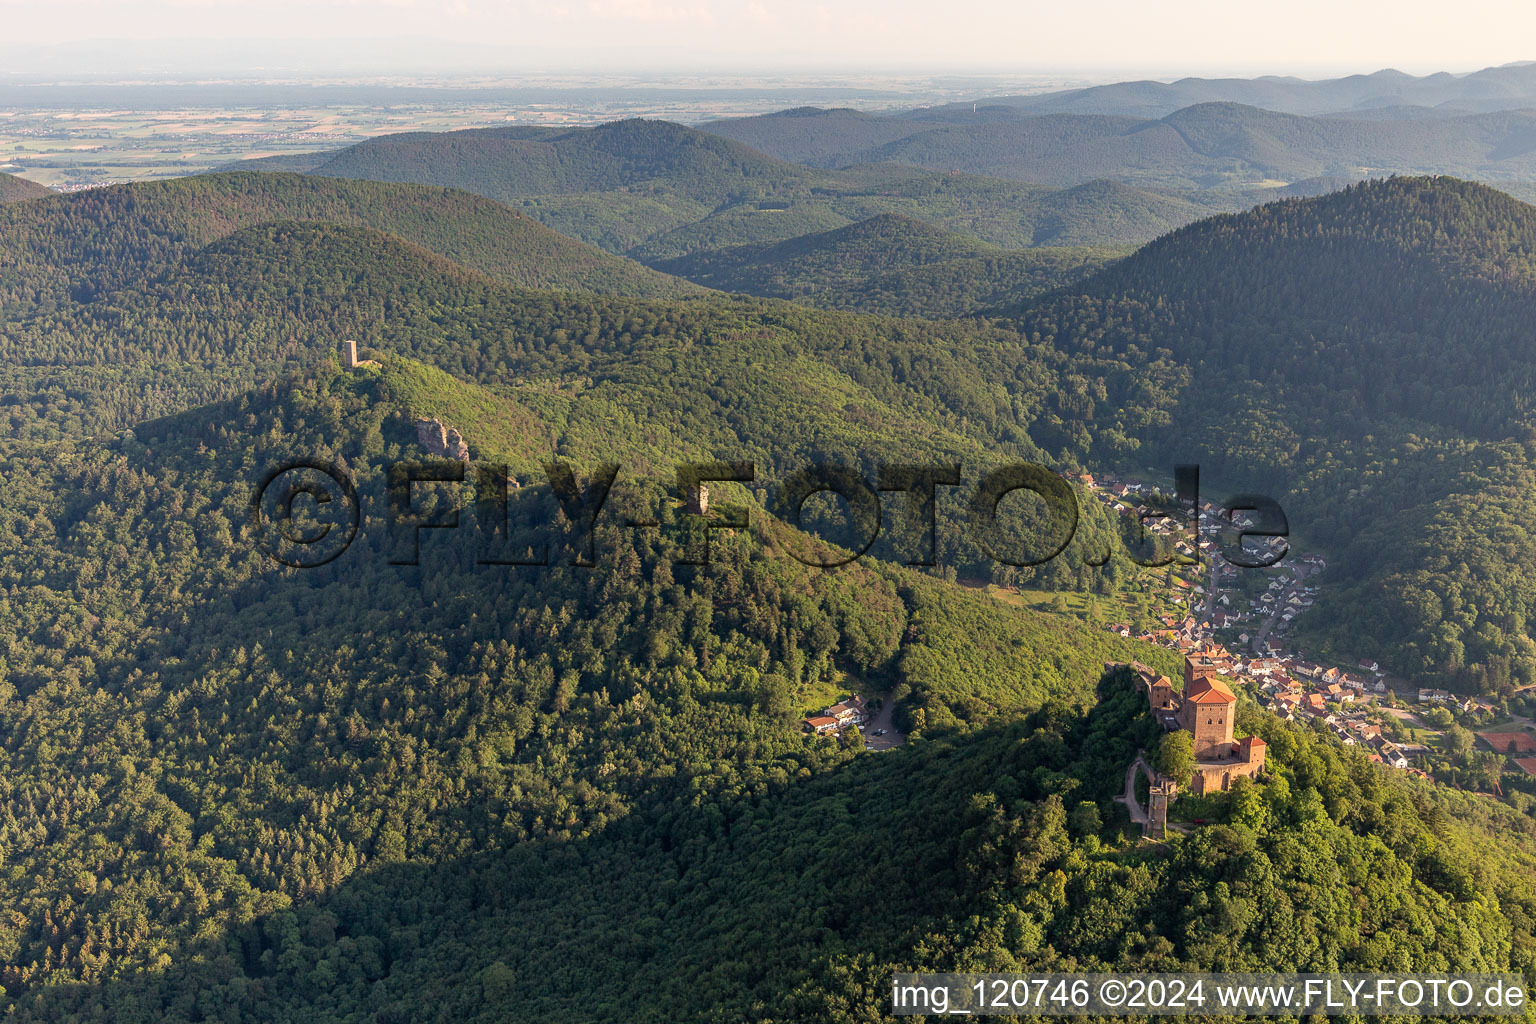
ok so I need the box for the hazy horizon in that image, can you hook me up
[3,48,1533,81]
[0,1,1532,79]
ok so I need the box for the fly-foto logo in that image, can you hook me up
[250,460,1288,571]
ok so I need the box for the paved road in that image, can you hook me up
[1116,755,1153,826]
[1115,756,1189,837]
[1252,562,1312,655]
[1205,549,1219,623]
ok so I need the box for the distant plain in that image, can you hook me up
[0,72,1095,187]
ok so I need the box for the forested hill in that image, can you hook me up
[810,246,1124,318]
[848,104,1536,188]
[292,119,1220,257]
[1065,174,1536,434]
[621,174,1208,260]
[704,102,1536,190]
[309,117,816,204]
[650,212,1124,316]
[699,106,933,163]
[0,347,1171,1019]
[1008,176,1536,688]
[650,212,999,296]
[216,152,339,174]
[8,167,1536,688]
[0,191,1166,591]
[3,357,1536,1021]
[0,172,48,203]
[2,150,1536,1021]
[0,172,703,303]
[917,61,1536,118]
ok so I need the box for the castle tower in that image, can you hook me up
[686,483,709,516]
[342,340,358,370]
[1184,656,1217,690]
[1147,779,1174,839]
[1179,657,1237,760]
[1238,735,1267,774]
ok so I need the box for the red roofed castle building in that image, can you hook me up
[1132,658,1266,795]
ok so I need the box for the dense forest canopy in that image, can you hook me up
[3,163,1536,1019]
[648,212,1127,317]
[8,172,1536,685]
[0,171,704,305]
[702,101,1536,189]
[651,212,1003,297]
[1005,177,1536,686]
[297,118,1226,258]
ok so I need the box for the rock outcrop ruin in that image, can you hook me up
[415,417,470,461]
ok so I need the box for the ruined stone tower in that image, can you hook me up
[341,339,378,370]
[686,483,710,516]
[1147,779,1174,839]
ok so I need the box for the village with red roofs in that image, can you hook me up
[1081,468,1532,791]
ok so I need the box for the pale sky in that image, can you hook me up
[0,0,1532,76]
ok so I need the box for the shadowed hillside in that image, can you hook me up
[0,171,704,305]
[0,171,49,203]
[294,120,1222,256]
[1011,176,1536,686]
[650,212,998,296]
[650,212,1127,316]
[706,102,1536,191]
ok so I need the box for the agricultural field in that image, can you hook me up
[0,106,526,187]
[0,71,1070,189]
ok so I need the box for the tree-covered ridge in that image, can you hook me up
[2,141,1536,1022]
[706,101,1536,190]
[0,366,1172,1016]
[650,213,999,297]
[811,246,1125,318]
[913,62,1536,118]
[648,211,1124,317]
[621,174,1210,259]
[0,216,704,441]
[1002,177,1536,686]
[0,171,49,203]
[0,171,704,306]
[215,152,340,174]
[7,639,1536,1021]
[12,169,1536,687]
[699,105,936,163]
[292,118,1221,257]
[309,117,818,206]
[1067,175,1536,438]
[0,194,1192,475]
[0,204,1176,595]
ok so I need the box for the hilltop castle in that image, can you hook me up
[341,339,379,370]
[1135,658,1266,795]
